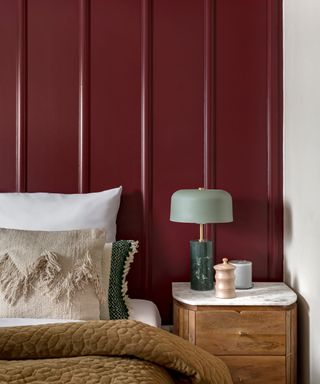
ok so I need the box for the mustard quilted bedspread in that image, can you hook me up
[0,320,233,383]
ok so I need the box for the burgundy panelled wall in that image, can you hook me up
[0,0,283,323]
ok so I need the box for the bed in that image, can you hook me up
[0,190,232,383]
[0,303,232,383]
[0,320,232,384]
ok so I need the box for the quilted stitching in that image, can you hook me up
[0,320,232,384]
[0,357,175,383]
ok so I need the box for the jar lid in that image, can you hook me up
[229,260,252,265]
[214,258,235,271]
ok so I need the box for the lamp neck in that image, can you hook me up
[198,187,205,242]
[199,223,204,242]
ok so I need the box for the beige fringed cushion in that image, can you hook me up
[0,228,106,320]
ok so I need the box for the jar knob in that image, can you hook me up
[222,258,229,264]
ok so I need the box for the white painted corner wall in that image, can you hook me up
[284,1,320,383]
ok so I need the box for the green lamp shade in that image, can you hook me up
[170,189,233,224]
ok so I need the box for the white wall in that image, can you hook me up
[284,1,320,383]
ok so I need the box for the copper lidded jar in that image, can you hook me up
[214,258,236,299]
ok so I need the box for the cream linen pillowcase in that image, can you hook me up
[0,228,106,320]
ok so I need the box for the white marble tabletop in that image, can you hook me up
[172,282,297,306]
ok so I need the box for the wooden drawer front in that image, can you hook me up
[196,310,286,355]
[220,356,286,384]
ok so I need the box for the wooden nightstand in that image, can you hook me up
[173,282,297,384]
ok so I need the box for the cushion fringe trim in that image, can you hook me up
[122,240,139,317]
[0,251,103,306]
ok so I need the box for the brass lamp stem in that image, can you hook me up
[199,223,204,242]
[198,187,205,242]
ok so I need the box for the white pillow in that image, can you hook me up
[0,187,122,242]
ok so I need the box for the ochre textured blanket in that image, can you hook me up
[0,320,232,384]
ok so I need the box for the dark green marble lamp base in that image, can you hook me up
[190,240,213,291]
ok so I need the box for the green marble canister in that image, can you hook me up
[190,240,213,290]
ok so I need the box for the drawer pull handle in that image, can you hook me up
[237,377,244,383]
[238,330,249,336]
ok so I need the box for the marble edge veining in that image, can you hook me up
[172,282,297,306]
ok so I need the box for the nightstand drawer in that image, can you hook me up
[196,310,286,355]
[219,356,286,384]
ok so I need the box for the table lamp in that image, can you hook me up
[170,188,233,291]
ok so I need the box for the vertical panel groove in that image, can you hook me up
[204,0,215,241]
[141,0,153,297]
[266,0,283,280]
[204,0,214,190]
[79,0,90,193]
[16,0,27,192]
